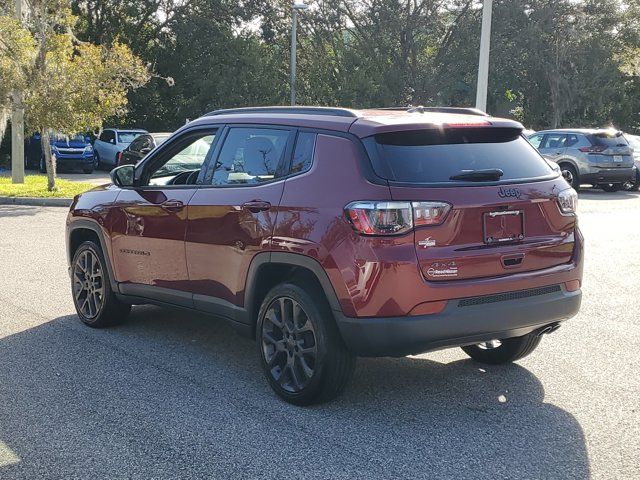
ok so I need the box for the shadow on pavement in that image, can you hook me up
[0,306,589,479]
[0,205,40,218]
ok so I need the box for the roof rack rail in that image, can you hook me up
[205,106,359,118]
[377,106,489,116]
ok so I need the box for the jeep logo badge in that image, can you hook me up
[498,186,521,199]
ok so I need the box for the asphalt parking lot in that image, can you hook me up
[0,190,638,479]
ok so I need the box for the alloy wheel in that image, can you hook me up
[261,297,318,393]
[73,249,105,319]
[561,168,574,186]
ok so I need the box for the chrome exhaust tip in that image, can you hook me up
[537,323,561,337]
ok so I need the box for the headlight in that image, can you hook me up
[84,145,93,153]
[557,188,578,215]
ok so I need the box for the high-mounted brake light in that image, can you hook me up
[442,121,491,128]
[345,201,451,236]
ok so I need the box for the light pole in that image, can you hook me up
[290,2,308,106]
[475,0,493,112]
[11,0,25,184]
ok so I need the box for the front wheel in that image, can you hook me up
[257,283,356,406]
[461,331,542,364]
[71,241,130,328]
[600,183,623,192]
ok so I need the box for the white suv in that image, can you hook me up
[93,128,147,169]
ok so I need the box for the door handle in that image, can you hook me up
[242,200,271,213]
[160,200,184,212]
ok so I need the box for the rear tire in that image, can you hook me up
[461,331,542,364]
[625,172,640,191]
[256,282,356,406]
[600,183,622,192]
[71,241,130,328]
[559,164,579,190]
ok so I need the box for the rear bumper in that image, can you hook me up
[581,167,635,184]
[335,286,581,357]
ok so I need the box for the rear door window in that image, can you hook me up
[541,133,567,149]
[209,127,291,186]
[363,128,554,185]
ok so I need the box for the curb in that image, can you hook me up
[0,196,72,207]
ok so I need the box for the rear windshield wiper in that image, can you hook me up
[449,168,504,181]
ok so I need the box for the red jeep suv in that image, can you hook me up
[66,106,583,405]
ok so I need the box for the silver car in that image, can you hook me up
[528,129,636,192]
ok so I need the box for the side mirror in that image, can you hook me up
[110,164,135,187]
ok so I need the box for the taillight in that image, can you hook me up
[579,145,606,154]
[412,202,452,227]
[116,152,123,165]
[557,188,578,215]
[345,201,451,236]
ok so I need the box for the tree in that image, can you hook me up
[0,5,36,149]
[17,1,149,190]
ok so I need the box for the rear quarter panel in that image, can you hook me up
[271,133,392,316]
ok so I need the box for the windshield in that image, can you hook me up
[51,133,86,143]
[118,132,143,144]
[363,128,554,184]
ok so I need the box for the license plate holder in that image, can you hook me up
[483,210,524,244]
[614,155,623,162]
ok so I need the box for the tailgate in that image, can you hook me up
[390,180,577,282]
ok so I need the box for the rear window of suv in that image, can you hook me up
[363,128,555,185]
[588,131,628,147]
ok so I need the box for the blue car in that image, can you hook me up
[25,133,95,174]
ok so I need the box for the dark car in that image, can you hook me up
[117,132,171,167]
[66,106,583,405]
[528,129,636,191]
[25,133,95,173]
